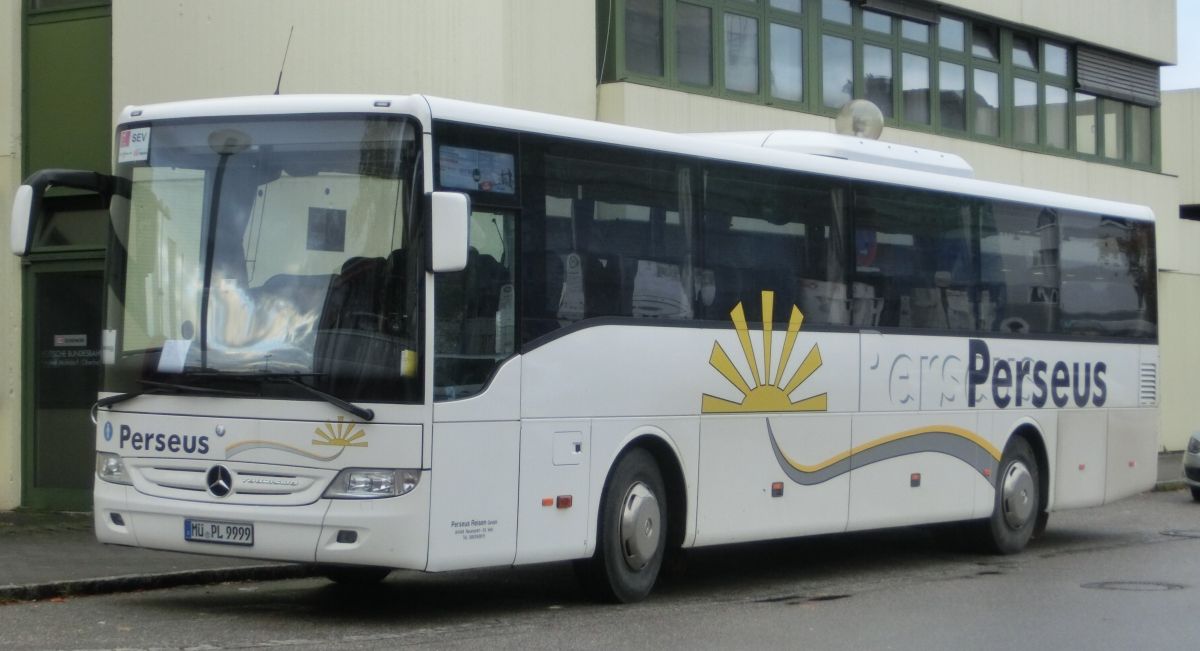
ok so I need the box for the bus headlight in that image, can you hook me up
[323,468,419,499]
[96,452,133,485]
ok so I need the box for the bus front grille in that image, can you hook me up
[129,459,335,506]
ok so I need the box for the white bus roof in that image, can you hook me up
[686,131,976,179]
[119,94,1155,223]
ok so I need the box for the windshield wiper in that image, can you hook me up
[93,374,375,423]
[270,376,375,422]
[91,379,257,423]
[184,372,374,422]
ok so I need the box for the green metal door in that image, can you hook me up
[22,256,106,510]
[21,2,112,509]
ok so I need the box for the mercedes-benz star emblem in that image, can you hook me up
[206,465,233,498]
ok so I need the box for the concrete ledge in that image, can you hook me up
[0,563,318,603]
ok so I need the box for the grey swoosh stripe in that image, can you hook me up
[767,419,1000,486]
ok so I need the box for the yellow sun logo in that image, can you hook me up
[701,290,827,413]
[313,416,368,448]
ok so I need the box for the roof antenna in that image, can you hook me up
[273,25,294,95]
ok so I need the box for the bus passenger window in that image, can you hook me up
[853,185,977,332]
[702,166,844,325]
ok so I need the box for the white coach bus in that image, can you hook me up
[10,95,1158,602]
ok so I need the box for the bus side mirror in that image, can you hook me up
[10,169,122,257]
[429,191,470,273]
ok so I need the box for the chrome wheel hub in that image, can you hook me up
[619,481,661,571]
[1001,461,1035,530]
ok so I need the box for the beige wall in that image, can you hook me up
[1163,89,1200,203]
[1,1,22,510]
[941,0,1176,64]
[1159,89,1200,451]
[112,0,597,120]
[1158,272,1200,452]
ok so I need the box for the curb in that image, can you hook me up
[0,563,319,603]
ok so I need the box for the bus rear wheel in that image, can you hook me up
[580,448,667,603]
[978,437,1040,554]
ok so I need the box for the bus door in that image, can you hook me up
[426,208,522,571]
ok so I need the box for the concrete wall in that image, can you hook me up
[1163,90,1200,204]
[1159,89,1200,452]
[1,2,22,510]
[941,0,1176,64]
[1158,272,1200,452]
[112,0,598,120]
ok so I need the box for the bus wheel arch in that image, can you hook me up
[580,433,687,603]
[627,434,688,558]
[1011,423,1051,538]
[978,426,1045,554]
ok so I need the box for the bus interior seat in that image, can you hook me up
[799,279,849,325]
[584,253,622,317]
[314,255,403,393]
[705,266,748,321]
[319,256,386,332]
[630,258,691,318]
[460,248,508,353]
[850,282,884,326]
[550,251,622,323]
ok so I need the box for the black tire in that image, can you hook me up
[1191,486,1200,502]
[580,448,667,603]
[977,437,1040,554]
[320,565,391,585]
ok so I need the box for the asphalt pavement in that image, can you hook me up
[0,452,1188,603]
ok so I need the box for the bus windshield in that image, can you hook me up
[104,115,423,404]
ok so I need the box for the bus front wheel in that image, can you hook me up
[979,437,1040,554]
[581,448,667,603]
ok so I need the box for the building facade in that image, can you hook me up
[0,0,1189,509]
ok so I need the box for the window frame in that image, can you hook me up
[602,0,1160,172]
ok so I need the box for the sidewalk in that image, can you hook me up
[0,452,1191,603]
[0,511,314,602]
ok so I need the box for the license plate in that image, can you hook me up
[184,518,254,546]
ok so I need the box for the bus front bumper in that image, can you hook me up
[93,475,431,570]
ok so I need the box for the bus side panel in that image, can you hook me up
[1104,408,1158,503]
[696,413,851,546]
[846,411,980,531]
[1054,410,1107,510]
[425,421,520,572]
[514,419,592,565]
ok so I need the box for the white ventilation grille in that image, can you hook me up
[1139,362,1158,406]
